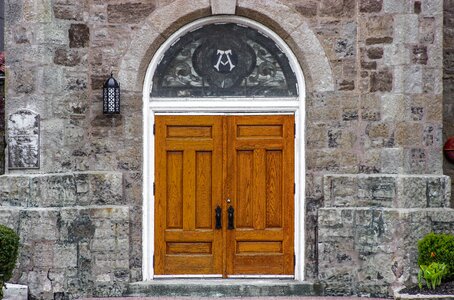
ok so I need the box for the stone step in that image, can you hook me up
[126,279,322,297]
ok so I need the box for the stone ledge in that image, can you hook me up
[0,171,124,208]
[3,283,28,300]
[395,291,454,299]
[126,279,322,297]
[324,174,451,208]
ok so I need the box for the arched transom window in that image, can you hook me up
[151,23,298,97]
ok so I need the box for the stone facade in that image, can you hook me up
[0,0,453,299]
[444,0,454,207]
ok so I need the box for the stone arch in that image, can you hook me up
[118,0,334,94]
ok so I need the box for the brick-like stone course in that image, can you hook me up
[319,174,454,297]
[2,0,451,299]
[0,172,130,300]
[444,0,454,208]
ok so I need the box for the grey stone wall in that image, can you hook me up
[319,174,452,297]
[0,172,131,300]
[444,0,454,207]
[2,0,452,299]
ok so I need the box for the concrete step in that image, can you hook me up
[126,279,323,297]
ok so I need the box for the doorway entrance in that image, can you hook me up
[142,15,306,280]
[154,115,294,276]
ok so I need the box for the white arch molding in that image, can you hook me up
[142,16,306,281]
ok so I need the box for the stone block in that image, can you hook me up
[69,24,90,48]
[359,0,383,13]
[75,172,123,205]
[319,0,355,18]
[357,176,396,207]
[294,2,318,17]
[395,122,423,147]
[383,0,412,13]
[383,44,410,66]
[0,176,30,207]
[19,209,60,241]
[403,148,426,174]
[29,174,77,207]
[211,0,236,14]
[149,0,210,37]
[394,14,419,44]
[107,3,155,23]
[426,177,451,207]
[23,0,52,23]
[3,283,28,300]
[0,208,21,231]
[53,48,82,66]
[53,3,84,21]
[35,23,68,45]
[380,148,403,174]
[370,69,393,92]
[396,176,426,208]
[324,175,358,207]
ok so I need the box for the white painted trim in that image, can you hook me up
[142,16,306,281]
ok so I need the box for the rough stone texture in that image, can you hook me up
[211,0,236,14]
[2,0,449,299]
[444,0,454,207]
[0,172,129,300]
[319,175,454,298]
[3,283,28,300]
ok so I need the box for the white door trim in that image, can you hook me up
[142,16,306,281]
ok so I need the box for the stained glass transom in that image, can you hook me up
[151,23,298,97]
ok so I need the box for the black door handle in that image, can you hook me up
[215,206,222,229]
[227,206,234,230]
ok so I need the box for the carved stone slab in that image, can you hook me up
[8,110,40,169]
[211,0,236,15]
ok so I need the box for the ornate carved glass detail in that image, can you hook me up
[151,23,298,97]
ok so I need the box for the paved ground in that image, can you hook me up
[80,297,390,300]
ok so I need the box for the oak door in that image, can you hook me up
[154,115,294,276]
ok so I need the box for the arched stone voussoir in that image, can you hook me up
[118,0,211,92]
[285,22,335,93]
[237,0,334,93]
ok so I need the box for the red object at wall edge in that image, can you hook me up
[443,137,454,163]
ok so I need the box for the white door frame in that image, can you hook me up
[142,16,306,281]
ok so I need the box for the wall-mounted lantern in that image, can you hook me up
[103,73,120,114]
[444,137,454,163]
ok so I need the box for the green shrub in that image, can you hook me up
[0,225,20,299]
[418,262,448,289]
[418,233,454,280]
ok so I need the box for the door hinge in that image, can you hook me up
[153,255,155,268]
[294,183,296,194]
[153,182,155,196]
[294,254,296,267]
[153,124,156,135]
[294,123,296,138]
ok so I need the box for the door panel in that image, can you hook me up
[226,116,294,275]
[155,116,223,275]
[155,115,294,276]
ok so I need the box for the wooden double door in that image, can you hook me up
[154,115,294,276]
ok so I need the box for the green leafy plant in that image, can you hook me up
[418,262,448,290]
[418,233,454,280]
[0,225,20,300]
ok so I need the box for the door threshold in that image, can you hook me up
[154,275,223,279]
[126,279,322,297]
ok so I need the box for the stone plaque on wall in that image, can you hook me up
[8,110,40,169]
